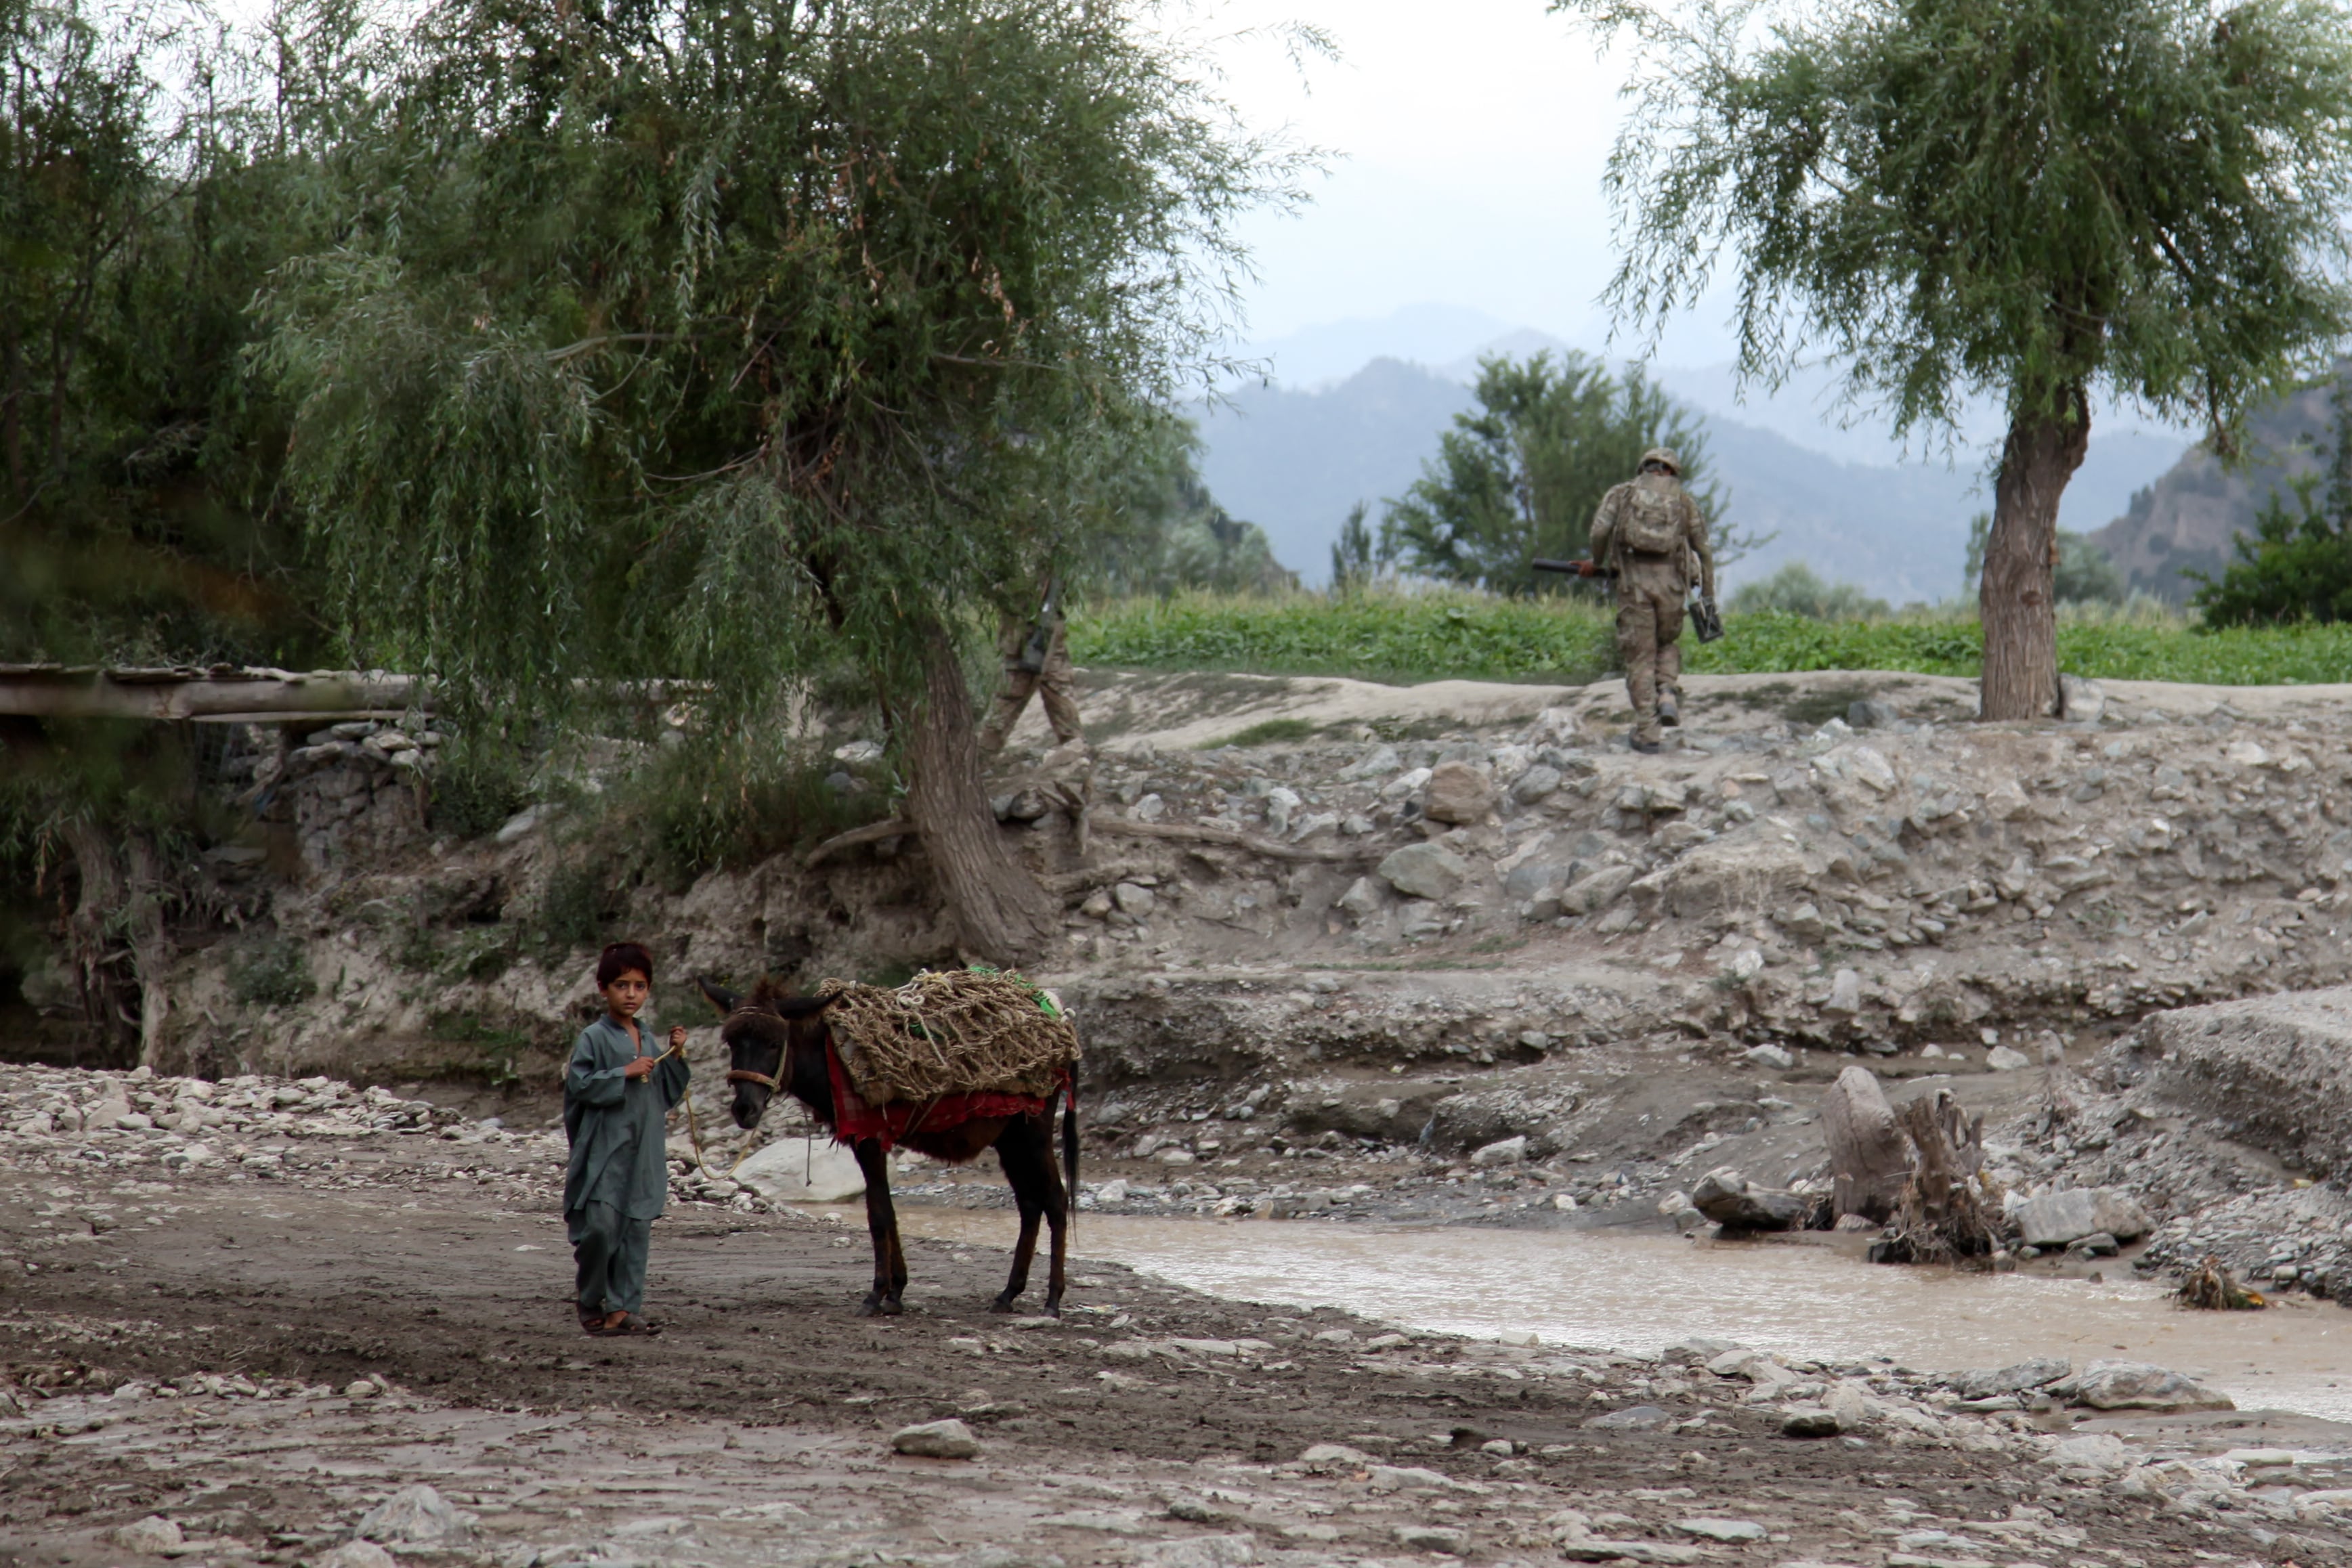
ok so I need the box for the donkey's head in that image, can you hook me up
[698,976,836,1130]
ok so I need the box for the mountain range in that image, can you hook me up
[1194,345,2191,601]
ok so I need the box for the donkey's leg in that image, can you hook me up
[1040,1114,1071,1318]
[991,1124,1047,1314]
[853,1139,904,1316]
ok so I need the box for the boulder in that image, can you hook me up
[113,1518,186,1555]
[1468,1135,1526,1168]
[2013,1188,2151,1248]
[735,1139,870,1204]
[1422,762,1497,824]
[319,1544,398,1568]
[1377,842,1472,900]
[1950,1357,2071,1401]
[1663,840,1813,921]
[2055,1360,2233,1412]
[1689,1167,1808,1232]
[1560,865,1635,915]
[891,1418,981,1459]
[1504,861,1572,902]
[1847,697,1900,729]
[356,1484,472,1546]
[1512,764,1564,803]
[2046,1433,2131,1474]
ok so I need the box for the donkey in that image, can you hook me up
[697,977,1076,1317]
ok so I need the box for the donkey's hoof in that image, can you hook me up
[987,1293,1021,1314]
[880,1294,904,1316]
[856,1294,887,1317]
[1042,1300,1063,1319]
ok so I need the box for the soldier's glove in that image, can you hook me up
[1690,592,1725,644]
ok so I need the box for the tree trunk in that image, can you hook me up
[1980,387,2089,720]
[903,621,1060,965]
[60,816,140,1064]
[1822,1066,1910,1223]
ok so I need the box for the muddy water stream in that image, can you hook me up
[899,1208,2352,1422]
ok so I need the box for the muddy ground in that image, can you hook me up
[6,1095,2352,1568]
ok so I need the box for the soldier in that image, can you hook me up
[977,575,1086,757]
[1588,447,1716,754]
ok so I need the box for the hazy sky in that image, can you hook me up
[1198,0,1664,353]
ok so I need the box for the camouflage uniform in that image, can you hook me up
[1588,448,1716,750]
[977,592,1084,757]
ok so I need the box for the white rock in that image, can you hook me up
[113,1517,186,1554]
[1742,1042,1793,1070]
[891,1418,980,1459]
[493,807,540,844]
[734,1139,871,1204]
[1112,881,1157,917]
[1824,968,1863,1014]
[356,1483,473,1546]
[319,1543,399,1568]
[1675,1519,1768,1543]
[1847,746,1898,795]
[1338,745,1404,781]
[1469,1135,1527,1168]
[1985,1045,2030,1070]
[1140,1536,1256,1568]
[1380,766,1434,802]
[2047,1433,2132,1474]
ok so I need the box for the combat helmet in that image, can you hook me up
[1640,447,1682,475]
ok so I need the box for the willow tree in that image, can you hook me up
[257,0,1299,961]
[1558,0,2352,718]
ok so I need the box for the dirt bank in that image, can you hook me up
[6,1062,2351,1568]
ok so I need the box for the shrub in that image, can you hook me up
[228,937,315,1007]
[1726,563,1891,619]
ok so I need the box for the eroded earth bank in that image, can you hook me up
[14,668,2352,1565]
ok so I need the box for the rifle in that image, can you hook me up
[1531,558,1617,580]
[1017,580,1061,674]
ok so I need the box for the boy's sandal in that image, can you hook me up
[580,1314,612,1336]
[604,1313,661,1337]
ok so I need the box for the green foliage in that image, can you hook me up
[1964,514,2128,605]
[1086,418,1296,598]
[0,0,328,670]
[425,1009,534,1087]
[1382,352,1732,593]
[1562,0,2352,444]
[1329,502,1382,594]
[254,0,1303,754]
[1726,563,1891,619]
[532,863,608,955]
[425,752,532,842]
[614,735,897,884]
[1074,589,1617,684]
[1079,590,2352,686]
[2193,381,2352,624]
[228,937,316,1007]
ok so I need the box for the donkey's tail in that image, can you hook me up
[1061,1064,1080,1236]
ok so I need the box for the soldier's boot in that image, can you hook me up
[1629,733,1663,755]
[1657,692,1680,728]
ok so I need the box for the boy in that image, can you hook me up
[564,941,690,1336]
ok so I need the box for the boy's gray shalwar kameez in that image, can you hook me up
[563,1014,689,1320]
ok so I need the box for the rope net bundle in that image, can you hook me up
[819,969,1079,1105]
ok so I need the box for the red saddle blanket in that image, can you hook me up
[824,1039,1056,1154]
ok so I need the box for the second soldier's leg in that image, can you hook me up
[1617,596,1660,749]
[1038,628,1085,745]
[977,665,1038,757]
[1655,586,1686,726]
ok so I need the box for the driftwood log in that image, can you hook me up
[1821,1066,1910,1223]
[1887,1088,1996,1261]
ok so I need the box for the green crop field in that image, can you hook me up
[1069,590,2352,687]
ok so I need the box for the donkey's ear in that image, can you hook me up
[695,976,743,1016]
[770,991,838,1021]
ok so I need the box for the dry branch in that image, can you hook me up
[803,817,914,868]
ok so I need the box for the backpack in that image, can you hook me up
[1617,476,1685,557]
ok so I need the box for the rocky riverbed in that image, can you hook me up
[8,1060,2352,1568]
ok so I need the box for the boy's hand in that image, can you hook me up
[622,1055,658,1080]
[668,1026,688,1052]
